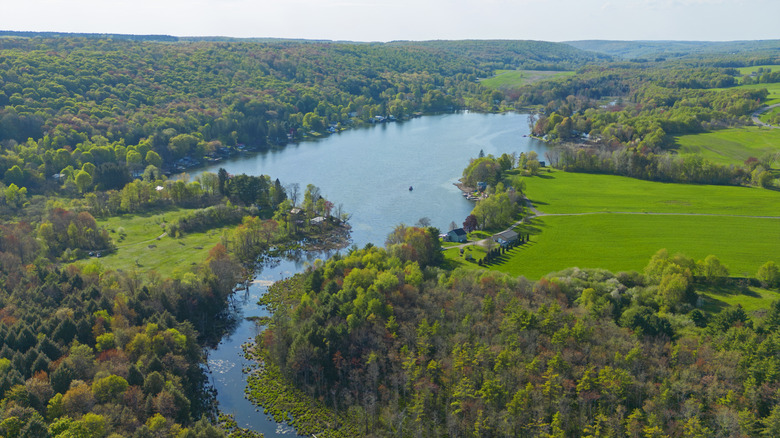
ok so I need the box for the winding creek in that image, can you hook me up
[201,111,548,435]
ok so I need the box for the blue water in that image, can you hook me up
[204,112,546,436]
[197,111,546,248]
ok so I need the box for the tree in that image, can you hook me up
[757,261,780,288]
[699,255,728,284]
[126,149,143,173]
[463,214,478,232]
[168,134,202,160]
[74,170,93,193]
[145,150,163,168]
[286,183,301,206]
[94,163,131,191]
[416,217,431,227]
[4,183,28,208]
[92,374,129,403]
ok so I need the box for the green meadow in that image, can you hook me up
[737,65,780,76]
[447,171,780,280]
[480,69,574,89]
[524,170,780,215]
[698,284,780,316]
[491,214,780,279]
[675,127,780,166]
[87,208,231,278]
[719,82,780,105]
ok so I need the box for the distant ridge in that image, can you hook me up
[566,39,780,59]
[0,30,179,42]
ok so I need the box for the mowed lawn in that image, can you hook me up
[525,171,780,216]
[492,214,780,280]
[86,208,232,278]
[675,127,780,166]
[474,171,780,279]
[480,70,574,89]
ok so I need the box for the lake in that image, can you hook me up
[198,111,546,248]
[203,111,546,436]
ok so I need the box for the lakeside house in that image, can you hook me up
[447,228,468,243]
[493,229,518,247]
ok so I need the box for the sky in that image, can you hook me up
[2,0,779,42]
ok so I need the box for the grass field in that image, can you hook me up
[480,70,574,89]
[446,171,780,280]
[675,127,780,166]
[698,284,780,316]
[737,65,780,76]
[524,171,780,215]
[86,208,231,278]
[489,214,780,279]
[718,82,780,105]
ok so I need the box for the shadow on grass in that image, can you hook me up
[699,295,729,314]
[703,282,761,298]
[482,242,537,267]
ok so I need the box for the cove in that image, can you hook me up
[203,111,546,435]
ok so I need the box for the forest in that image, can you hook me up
[1,33,780,437]
[252,243,780,437]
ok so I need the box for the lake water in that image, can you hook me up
[197,111,546,248]
[203,111,546,435]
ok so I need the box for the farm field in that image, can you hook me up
[674,127,780,166]
[85,208,231,278]
[737,64,780,76]
[480,69,574,89]
[447,170,780,280]
[491,213,780,280]
[524,170,780,215]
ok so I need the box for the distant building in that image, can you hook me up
[311,216,326,226]
[447,228,468,243]
[476,181,487,192]
[493,229,518,247]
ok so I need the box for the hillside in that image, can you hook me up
[566,39,780,59]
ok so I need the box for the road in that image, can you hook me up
[751,103,780,129]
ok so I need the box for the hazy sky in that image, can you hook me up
[3,0,778,42]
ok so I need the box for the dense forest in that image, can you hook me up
[0,166,349,436]
[253,242,780,437]
[0,36,607,199]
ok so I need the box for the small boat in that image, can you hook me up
[409,186,413,191]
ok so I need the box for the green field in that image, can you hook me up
[675,127,780,166]
[490,214,780,279]
[447,171,780,280]
[698,284,780,315]
[719,82,780,105]
[737,65,780,76]
[524,170,780,215]
[86,208,231,278]
[480,70,574,89]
